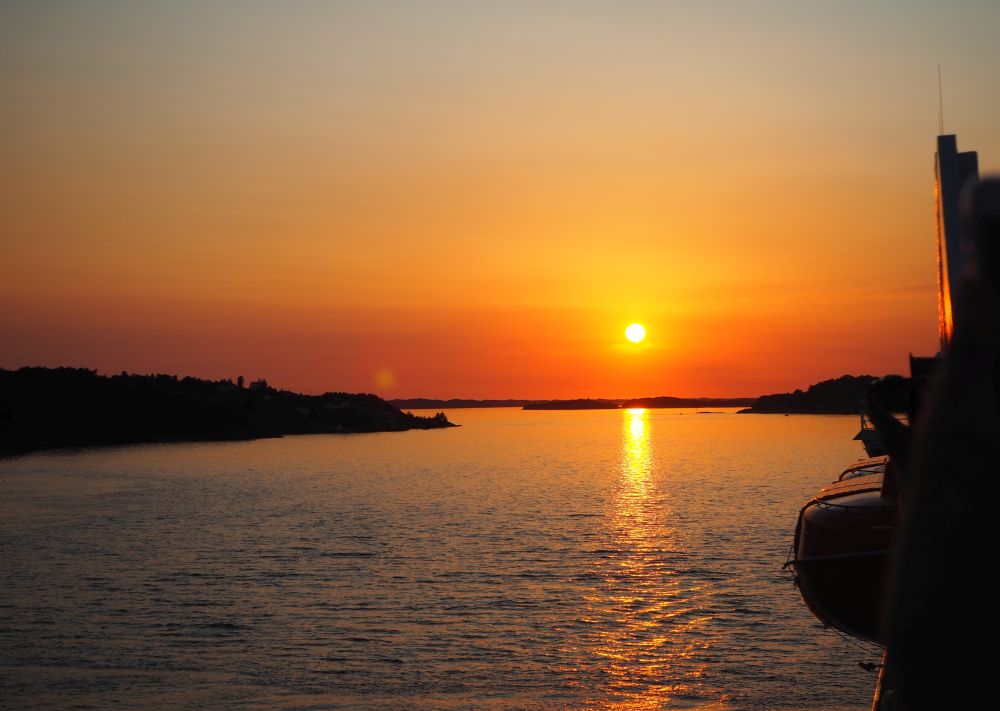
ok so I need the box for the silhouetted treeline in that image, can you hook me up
[390,398,533,409]
[524,397,756,410]
[621,396,755,409]
[0,367,454,456]
[737,375,905,414]
[523,399,620,410]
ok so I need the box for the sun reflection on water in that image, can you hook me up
[575,408,715,709]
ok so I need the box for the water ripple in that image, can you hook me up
[0,409,877,709]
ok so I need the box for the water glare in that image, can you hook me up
[572,408,715,708]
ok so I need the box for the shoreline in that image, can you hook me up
[1,424,460,460]
[0,367,456,458]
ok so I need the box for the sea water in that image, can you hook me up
[0,408,879,709]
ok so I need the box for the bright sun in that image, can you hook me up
[625,323,646,343]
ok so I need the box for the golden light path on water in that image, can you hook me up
[580,408,718,709]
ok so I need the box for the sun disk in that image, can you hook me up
[625,323,646,343]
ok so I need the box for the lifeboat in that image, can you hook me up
[788,456,896,645]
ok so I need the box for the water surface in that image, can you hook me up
[0,408,881,709]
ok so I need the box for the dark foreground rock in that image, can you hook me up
[0,367,454,456]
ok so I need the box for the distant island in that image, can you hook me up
[0,367,455,456]
[737,375,885,414]
[395,376,893,415]
[390,398,533,409]
[394,397,757,410]
[523,398,620,410]
[523,396,756,410]
[621,396,756,409]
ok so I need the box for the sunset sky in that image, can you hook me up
[3,1,1000,398]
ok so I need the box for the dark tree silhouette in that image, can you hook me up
[0,367,454,456]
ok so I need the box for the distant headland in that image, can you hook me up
[0,367,455,456]
[735,375,887,414]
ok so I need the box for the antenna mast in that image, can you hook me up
[938,64,945,135]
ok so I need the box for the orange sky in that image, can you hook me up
[3,2,1000,398]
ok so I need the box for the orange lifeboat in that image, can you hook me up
[788,456,897,645]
